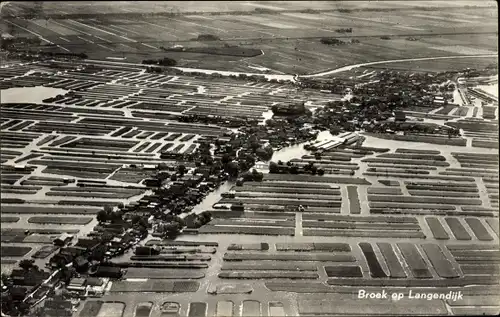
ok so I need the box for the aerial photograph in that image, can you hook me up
[0,1,498,316]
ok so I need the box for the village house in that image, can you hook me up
[53,233,74,247]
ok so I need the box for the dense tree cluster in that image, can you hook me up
[269,160,325,175]
[195,34,220,41]
[320,38,346,45]
[271,102,307,116]
[142,57,177,66]
[335,28,353,33]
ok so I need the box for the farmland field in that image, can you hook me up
[1,1,499,317]
[0,1,497,74]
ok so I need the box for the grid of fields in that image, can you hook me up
[1,2,497,74]
[1,2,499,315]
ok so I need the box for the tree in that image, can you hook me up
[97,210,108,223]
[1,273,10,286]
[277,160,283,165]
[286,161,292,166]
[221,154,231,165]
[104,205,113,213]
[248,135,260,151]
[304,162,313,171]
[131,215,142,225]
[311,166,318,175]
[269,161,279,173]
[19,259,35,271]
[157,171,170,181]
[157,162,168,170]
[251,169,264,181]
[289,165,299,174]
[317,168,325,176]
[225,161,239,178]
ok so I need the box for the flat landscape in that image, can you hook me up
[0,1,499,317]
[1,1,497,74]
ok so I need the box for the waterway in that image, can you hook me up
[0,86,68,104]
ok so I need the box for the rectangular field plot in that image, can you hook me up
[301,214,423,238]
[324,265,363,278]
[223,253,356,262]
[1,246,32,257]
[221,262,317,271]
[2,205,99,215]
[376,243,407,278]
[219,271,319,279]
[275,242,351,252]
[464,218,494,241]
[1,216,20,223]
[445,218,472,240]
[347,186,361,214]
[359,243,387,278]
[124,268,205,279]
[420,244,459,278]
[227,243,269,251]
[263,174,371,184]
[397,243,433,278]
[198,211,296,236]
[298,295,447,315]
[28,216,93,224]
[109,280,199,293]
[425,217,450,240]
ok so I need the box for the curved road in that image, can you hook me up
[85,54,498,82]
[300,54,498,78]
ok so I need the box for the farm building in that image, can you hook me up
[53,233,74,247]
[67,278,86,294]
[86,278,108,297]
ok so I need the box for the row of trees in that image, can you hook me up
[142,57,177,67]
[269,160,325,175]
